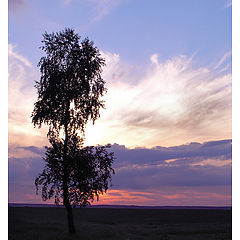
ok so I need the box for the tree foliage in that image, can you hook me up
[35,135,114,207]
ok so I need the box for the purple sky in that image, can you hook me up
[8,0,232,206]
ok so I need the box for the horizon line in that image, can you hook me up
[8,203,232,209]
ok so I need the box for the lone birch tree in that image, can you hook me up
[32,28,114,235]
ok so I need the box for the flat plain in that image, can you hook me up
[8,207,231,240]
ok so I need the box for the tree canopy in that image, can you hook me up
[32,28,106,135]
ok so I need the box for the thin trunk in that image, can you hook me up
[62,103,76,235]
[63,177,76,235]
[66,204,76,235]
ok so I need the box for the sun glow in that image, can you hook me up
[84,121,108,146]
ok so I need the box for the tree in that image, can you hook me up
[32,28,115,235]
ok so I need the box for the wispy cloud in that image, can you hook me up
[63,0,123,22]
[214,51,231,69]
[8,44,232,149]
[8,44,47,147]
[85,51,232,147]
[8,44,32,67]
[89,0,123,22]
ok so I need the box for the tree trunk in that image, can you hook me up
[63,177,76,235]
[65,202,76,235]
[62,105,76,235]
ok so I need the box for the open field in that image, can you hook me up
[9,207,231,240]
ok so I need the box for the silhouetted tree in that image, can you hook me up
[32,28,114,235]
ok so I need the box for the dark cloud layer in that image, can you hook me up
[111,139,232,167]
[112,164,231,190]
[8,139,232,203]
[109,139,231,190]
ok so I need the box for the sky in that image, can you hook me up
[8,0,232,206]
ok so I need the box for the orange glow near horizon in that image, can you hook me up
[10,186,231,207]
[92,188,232,207]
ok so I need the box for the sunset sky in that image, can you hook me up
[8,0,232,206]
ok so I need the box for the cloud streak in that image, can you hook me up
[96,186,231,206]
[86,0,123,23]
[214,51,231,69]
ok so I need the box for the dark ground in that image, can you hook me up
[8,207,231,240]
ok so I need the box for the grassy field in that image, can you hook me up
[9,207,231,240]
